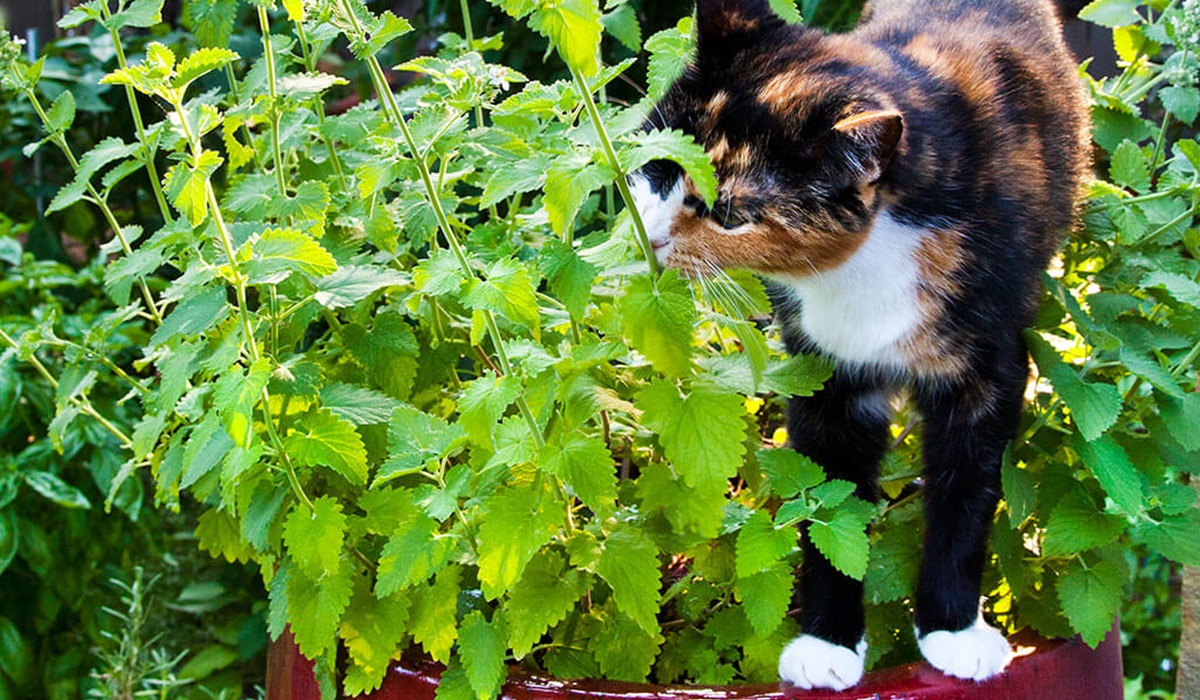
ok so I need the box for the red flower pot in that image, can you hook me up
[267,625,1122,700]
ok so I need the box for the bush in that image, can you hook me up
[0,0,1196,698]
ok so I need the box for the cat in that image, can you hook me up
[632,0,1090,690]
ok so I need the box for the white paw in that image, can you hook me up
[778,635,867,691]
[918,616,1012,682]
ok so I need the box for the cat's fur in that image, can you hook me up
[633,0,1089,689]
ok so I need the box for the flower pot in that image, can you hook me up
[266,625,1123,700]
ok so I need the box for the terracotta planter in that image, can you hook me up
[267,625,1123,700]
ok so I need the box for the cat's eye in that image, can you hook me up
[717,207,751,229]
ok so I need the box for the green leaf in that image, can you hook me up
[635,462,728,538]
[314,265,406,309]
[375,502,454,595]
[618,270,696,376]
[377,404,466,485]
[185,0,239,47]
[414,250,467,297]
[1141,270,1200,308]
[1078,0,1142,27]
[1042,490,1125,556]
[0,511,18,576]
[541,240,598,320]
[809,509,870,580]
[463,258,541,330]
[529,0,603,76]
[1001,453,1037,525]
[196,507,253,563]
[644,18,694,101]
[596,528,661,635]
[1160,86,1199,125]
[180,413,236,489]
[543,153,610,238]
[23,471,90,509]
[284,409,370,486]
[540,432,616,514]
[1056,557,1123,647]
[59,0,104,28]
[619,129,718,206]
[735,563,792,635]
[163,150,223,226]
[458,611,507,700]
[736,509,797,578]
[588,611,663,682]
[409,565,462,663]
[1158,393,1200,452]
[1110,140,1150,192]
[458,374,522,447]
[1072,433,1145,516]
[245,228,337,284]
[288,563,354,657]
[1028,333,1122,441]
[45,90,76,133]
[283,497,347,579]
[505,550,588,657]
[636,380,747,491]
[108,0,165,28]
[172,47,239,89]
[340,578,410,696]
[213,358,271,447]
[768,0,803,23]
[1134,509,1200,566]
[602,1,642,51]
[477,483,562,599]
[757,448,825,499]
[320,383,401,426]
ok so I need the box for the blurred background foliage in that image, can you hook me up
[0,0,1184,698]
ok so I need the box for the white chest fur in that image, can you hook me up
[772,212,928,369]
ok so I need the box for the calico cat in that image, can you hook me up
[632,0,1090,690]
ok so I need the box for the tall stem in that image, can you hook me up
[257,6,289,195]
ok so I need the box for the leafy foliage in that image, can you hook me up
[0,0,1197,697]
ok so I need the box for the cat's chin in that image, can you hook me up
[917,616,1012,682]
[777,634,867,691]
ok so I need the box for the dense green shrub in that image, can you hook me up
[0,0,1196,698]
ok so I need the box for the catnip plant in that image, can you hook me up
[0,0,1197,697]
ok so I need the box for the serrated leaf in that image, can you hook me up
[458,374,521,447]
[150,286,228,347]
[375,502,454,595]
[185,0,239,47]
[540,240,598,320]
[768,0,803,23]
[588,611,662,682]
[477,483,562,599]
[620,129,718,206]
[45,90,76,132]
[1141,270,1200,308]
[213,358,271,447]
[635,462,727,538]
[463,257,541,330]
[644,18,694,101]
[1072,433,1145,516]
[757,448,825,499]
[1078,0,1142,27]
[172,47,239,89]
[195,507,253,563]
[245,228,337,284]
[288,564,353,657]
[284,409,369,485]
[1134,509,1200,565]
[602,2,642,51]
[409,565,461,663]
[636,380,746,491]
[736,510,797,578]
[1110,139,1150,192]
[164,150,223,226]
[377,404,466,485]
[1029,333,1122,442]
[1161,86,1199,125]
[809,509,870,580]
[735,563,792,635]
[180,413,236,489]
[596,528,661,635]
[1158,393,1200,451]
[505,550,588,657]
[340,578,409,696]
[540,432,616,514]
[529,0,602,76]
[619,270,696,376]
[459,611,506,700]
[283,497,346,579]
[319,383,401,426]
[108,0,164,28]
[1056,558,1122,647]
[544,153,610,237]
[314,265,405,309]
[1042,490,1125,556]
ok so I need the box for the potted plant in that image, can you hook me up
[1,0,1196,698]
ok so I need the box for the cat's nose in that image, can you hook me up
[650,236,671,251]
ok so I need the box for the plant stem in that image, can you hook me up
[569,66,660,274]
[292,18,349,189]
[257,5,290,195]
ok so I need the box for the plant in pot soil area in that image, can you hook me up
[1,0,1198,698]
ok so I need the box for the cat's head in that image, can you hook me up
[632,0,904,278]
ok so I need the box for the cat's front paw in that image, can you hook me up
[917,616,1012,682]
[778,634,867,691]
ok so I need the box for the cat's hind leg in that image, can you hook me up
[777,370,893,690]
[911,337,1027,681]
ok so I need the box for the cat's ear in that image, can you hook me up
[831,110,904,184]
[695,0,785,47]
